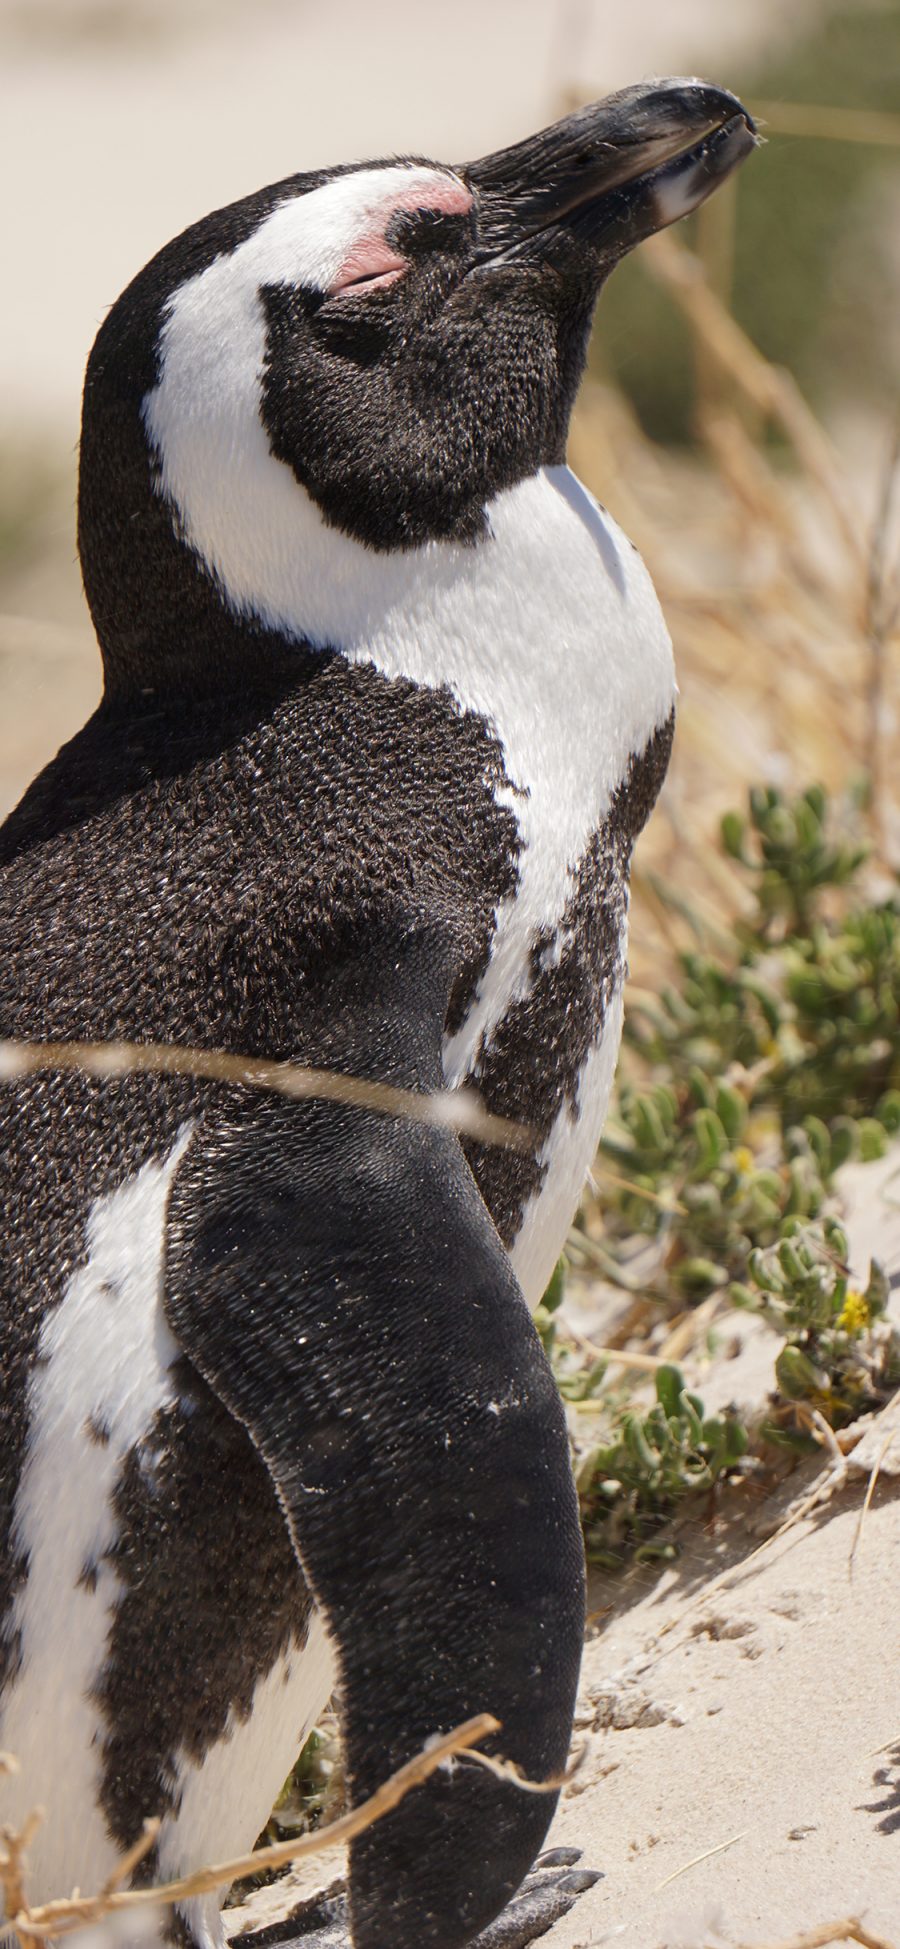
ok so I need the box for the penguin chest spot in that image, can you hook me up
[0,1129,193,1906]
[155,1611,337,1949]
[0,1121,335,1928]
[454,712,675,1307]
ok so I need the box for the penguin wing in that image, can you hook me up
[163,925,585,1949]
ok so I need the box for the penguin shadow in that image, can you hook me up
[858,1744,900,1837]
[589,1460,900,1626]
[227,1850,602,1949]
[545,466,627,595]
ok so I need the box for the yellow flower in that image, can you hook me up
[733,1146,755,1174]
[837,1290,869,1334]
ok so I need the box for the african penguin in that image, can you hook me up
[0,79,756,1949]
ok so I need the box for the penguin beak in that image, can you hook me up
[465,78,758,264]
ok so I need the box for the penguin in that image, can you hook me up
[0,78,756,1949]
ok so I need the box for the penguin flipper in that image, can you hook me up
[164,943,585,1949]
[230,1853,601,1949]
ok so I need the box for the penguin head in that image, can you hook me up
[246,77,756,552]
[78,80,756,690]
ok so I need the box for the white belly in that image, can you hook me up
[0,1133,335,1939]
[508,986,625,1308]
[0,1133,193,1909]
[161,1614,335,1949]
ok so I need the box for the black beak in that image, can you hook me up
[465,78,758,264]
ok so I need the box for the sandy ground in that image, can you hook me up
[230,1480,900,1949]
[542,1475,900,1946]
[226,1155,900,1949]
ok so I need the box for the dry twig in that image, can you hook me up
[642,236,862,564]
[0,1807,44,1945]
[730,1921,897,1949]
[848,1426,895,1578]
[0,1039,532,1153]
[3,1715,500,1943]
[653,1827,747,1891]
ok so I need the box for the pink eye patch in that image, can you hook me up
[330,175,473,294]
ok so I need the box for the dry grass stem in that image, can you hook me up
[459,1744,582,1794]
[653,1827,747,1891]
[100,1819,161,1897]
[732,1922,897,1949]
[657,1292,724,1365]
[863,419,900,858]
[6,1715,501,1942]
[848,1427,895,1578]
[563,1329,669,1373]
[867,1733,900,1761]
[593,1165,686,1213]
[644,235,862,565]
[0,1039,532,1153]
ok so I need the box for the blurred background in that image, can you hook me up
[2,0,899,953]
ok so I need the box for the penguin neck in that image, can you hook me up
[78,410,306,709]
[80,425,675,825]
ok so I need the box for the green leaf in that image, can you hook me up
[655,1363,686,1420]
[720,810,747,860]
[775,1344,827,1401]
[541,1256,567,1315]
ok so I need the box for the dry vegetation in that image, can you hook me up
[570,230,900,996]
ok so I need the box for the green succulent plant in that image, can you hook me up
[597,785,899,1304]
[732,1216,900,1437]
[577,1363,748,1569]
[556,784,900,1566]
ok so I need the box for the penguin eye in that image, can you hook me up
[328,233,408,298]
[325,200,475,302]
